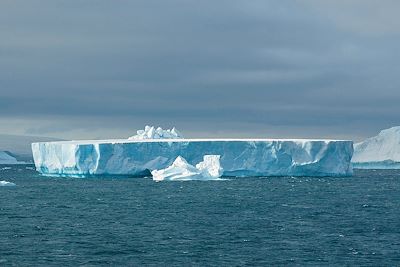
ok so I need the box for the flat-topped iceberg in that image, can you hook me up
[152,155,223,181]
[32,137,353,177]
[352,126,400,169]
[128,126,182,140]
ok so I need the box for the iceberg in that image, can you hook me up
[128,126,182,140]
[195,155,223,178]
[0,151,19,164]
[352,126,400,169]
[0,181,16,186]
[151,155,223,181]
[32,137,353,177]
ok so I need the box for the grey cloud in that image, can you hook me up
[303,0,400,35]
[0,0,399,140]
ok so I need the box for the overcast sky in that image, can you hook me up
[1,0,399,141]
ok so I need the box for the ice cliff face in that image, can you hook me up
[128,126,182,140]
[352,126,400,169]
[151,155,223,181]
[32,139,353,177]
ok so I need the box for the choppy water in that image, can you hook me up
[0,165,399,266]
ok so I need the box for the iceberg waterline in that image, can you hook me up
[32,138,353,177]
[151,155,223,181]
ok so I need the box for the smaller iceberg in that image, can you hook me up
[353,126,400,169]
[0,151,19,164]
[128,125,183,140]
[0,181,16,186]
[151,155,223,181]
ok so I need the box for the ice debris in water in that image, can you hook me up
[128,125,183,140]
[0,181,16,186]
[151,155,223,181]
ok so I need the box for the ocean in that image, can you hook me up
[0,165,399,266]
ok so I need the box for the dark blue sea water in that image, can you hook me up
[0,165,399,266]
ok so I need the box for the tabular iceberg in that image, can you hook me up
[32,138,353,177]
[352,126,400,169]
[151,155,223,181]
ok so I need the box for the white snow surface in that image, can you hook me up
[151,155,223,181]
[32,138,353,177]
[0,181,16,186]
[353,126,400,169]
[128,126,182,140]
[0,151,19,164]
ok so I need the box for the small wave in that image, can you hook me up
[0,167,12,171]
[0,180,16,186]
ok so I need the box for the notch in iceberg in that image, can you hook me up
[128,126,182,140]
[151,155,223,181]
[352,126,400,169]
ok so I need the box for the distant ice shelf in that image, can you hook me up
[32,138,353,177]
